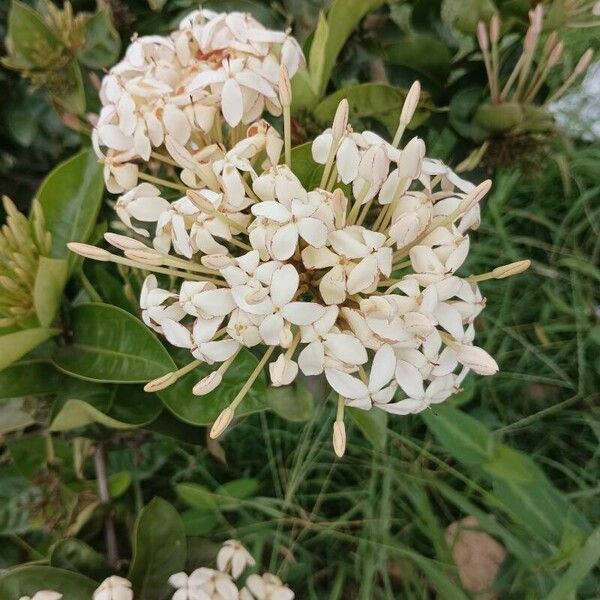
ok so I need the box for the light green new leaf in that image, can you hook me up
[77,3,121,68]
[53,304,175,383]
[176,483,218,512]
[314,83,431,134]
[4,0,62,69]
[33,255,69,327]
[0,566,96,600]
[308,0,385,97]
[37,149,104,261]
[128,498,187,600]
[0,328,60,371]
[158,348,267,425]
[347,407,388,450]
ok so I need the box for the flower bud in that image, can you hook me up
[574,49,593,76]
[400,80,421,127]
[489,14,500,44]
[193,371,222,396]
[456,344,498,376]
[476,21,489,52]
[104,232,147,251]
[125,248,164,266]
[269,354,298,386]
[332,99,349,139]
[547,41,564,67]
[459,179,492,213]
[278,64,292,107]
[67,242,112,261]
[333,420,346,457]
[492,259,530,279]
[210,407,234,439]
[144,372,177,392]
[398,137,425,179]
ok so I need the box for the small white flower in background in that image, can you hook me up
[93,576,134,600]
[73,10,531,457]
[19,592,62,600]
[217,539,256,578]
[241,573,294,600]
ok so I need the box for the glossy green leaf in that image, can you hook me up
[0,328,60,371]
[0,358,63,400]
[176,483,218,512]
[4,0,62,68]
[128,498,187,600]
[37,149,104,261]
[0,566,96,599]
[158,348,267,425]
[267,381,315,422]
[347,407,388,450]
[77,3,121,68]
[308,0,385,96]
[314,83,431,134]
[33,255,69,327]
[290,142,324,189]
[50,538,111,582]
[53,304,175,383]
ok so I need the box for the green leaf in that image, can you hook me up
[109,471,132,498]
[51,59,86,115]
[216,478,259,500]
[0,358,63,400]
[0,566,96,599]
[33,255,69,327]
[37,149,104,261]
[290,142,324,189]
[546,527,600,600]
[128,498,187,600]
[53,304,175,383]
[382,33,452,82]
[314,83,431,134]
[0,328,60,371]
[267,381,315,422]
[347,407,388,450]
[77,3,121,69]
[50,538,111,581]
[473,102,524,133]
[5,0,62,68]
[176,483,218,512]
[181,510,217,536]
[308,0,385,97]
[158,348,267,425]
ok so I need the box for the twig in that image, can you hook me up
[94,443,119,566]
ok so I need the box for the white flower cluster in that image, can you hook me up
[92,9,303,193]
[18,576,133,600]
[169,539,293,600]
[71,11,529,456]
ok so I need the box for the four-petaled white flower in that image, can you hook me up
[217,539,256,578]
[93,576,134,600]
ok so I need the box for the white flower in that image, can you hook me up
[115,183,170,237]
[169,571,211,600]
[141,275,186,333]
[241,573,294,600]
[93,576,134,600]
[312,128,365,184]
[19,593,62,600]
[217,539,256,578]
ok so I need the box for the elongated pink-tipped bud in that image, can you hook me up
[193,371,222,396]
[333,420,347,457]
[492,259,531,279]
[490,14,500,44]
[187,190,214,212]
[67,242,112,261]
[125,248,164,266]
[210,407,234,439]
[529,3,544,32]
[477,21,489,51]
[201,254,233,269]
[543,31,558,56]
[456,344,499,376]
[574,49,593,75]
[332,99,349,139]
[547,42,564,67]
[104,232,147,251]
[278,64,292,108]
[144,372,177,392]
[459,179,492,213]
[400,80,421,127]
[523,27,538,52]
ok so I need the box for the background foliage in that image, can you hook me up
[0,0,598,598]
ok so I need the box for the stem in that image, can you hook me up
[283,105,292,168]
[138,172,188,192]
[231,346,275,411]
[94,444,118,566]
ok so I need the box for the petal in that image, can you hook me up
[395,360,424,398]
[164,104,191,144]
[270,222,299,260]
[320,265,346,305]
[259,313,284,345]
[161,319,193,348]
[298,340,325,376]
[221,78,244,127]
[281,301,326,325]
[195,289,237,317]
[325,369,369,400]
[369,344,396,392]
[298,217,328,248]
[270,264,299,308]
[336,137,360,183]
[251,200,292,223]
[200,339,240,362]
[346,255,378,294]
[324,333,368,365]
[379,398,425,415]
[311,132,333,164]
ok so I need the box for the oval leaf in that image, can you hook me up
[0,566,96,599]
[128,498,187,600]
[53,304,175,383]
